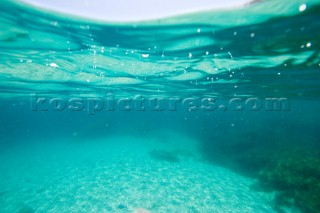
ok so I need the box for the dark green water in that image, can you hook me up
[0,0,320,212]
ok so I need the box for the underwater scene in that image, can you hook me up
[1,0,320,212]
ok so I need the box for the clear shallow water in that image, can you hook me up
[0,0,320,212]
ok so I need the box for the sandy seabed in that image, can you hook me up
[0,132,275,212]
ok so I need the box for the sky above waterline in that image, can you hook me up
[19,0,252,21]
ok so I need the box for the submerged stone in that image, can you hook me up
[117,204,127,209]
[149,150,180,162]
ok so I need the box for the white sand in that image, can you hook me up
[0,132,275,212]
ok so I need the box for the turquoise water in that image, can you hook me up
[0,0,320,212]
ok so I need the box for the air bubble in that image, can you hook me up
[141,54,149,58]
[299,4,306,12]
[49,63,58,68]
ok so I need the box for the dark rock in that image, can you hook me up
[149,150,179,162]
[117,204,127,209]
